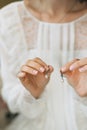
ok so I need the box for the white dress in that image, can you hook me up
[0,1,87,130]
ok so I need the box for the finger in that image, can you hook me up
[34,57,49,71]
[21,65,38,75]
[17,72,27,82]
[17,72,26,81]
[70,58,87,71]
[17,72,26,78]
[44,65,54,79]
[61,59,78,73]
[45,65,54,75]
[79,65,87,72]
[26,60,45,73]
[48,65,54,73]
[63,71,72,78]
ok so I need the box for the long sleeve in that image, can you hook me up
[74,20,87,106]
[72,20,87,130]
[0,13,47,120]
[1,2,87,129]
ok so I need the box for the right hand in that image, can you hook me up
[17,57,54,99]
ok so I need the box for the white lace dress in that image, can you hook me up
[0,2,87,130]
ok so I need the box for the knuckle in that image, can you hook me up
[21,65,28,71]
[26,59,33,65]
[34,57,40,61]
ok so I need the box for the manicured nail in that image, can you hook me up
[79,68,85,72]
[18,72,25,77]
[40,67,45,72]
[33,70,38,75]
[45,74,49,79]
[70,66,74,71]
[61,67,66,72]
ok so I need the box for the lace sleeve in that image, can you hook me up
[75,16,87,50]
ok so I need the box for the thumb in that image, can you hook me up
[44,65,54,79]
[63,71,72,78]
[17,72,26,81]
[48,65,54,73]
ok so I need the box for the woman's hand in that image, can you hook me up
[17,57,54,99]
[61,58,87,97]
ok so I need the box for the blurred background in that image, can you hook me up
[0,1,20,129]
[0,0,19,8]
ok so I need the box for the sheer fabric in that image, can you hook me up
[0,2,87,130]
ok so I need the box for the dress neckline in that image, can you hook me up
[22,1,87,26]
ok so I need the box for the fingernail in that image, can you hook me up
[61,67,66,72]
[45,74,49,79]
[40,67,45,72]
[79,68,85,72]
[33,70,38,75]
[18,72,25,77]
[70,66,74,71]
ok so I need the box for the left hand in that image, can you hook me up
[60,58,87,97]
